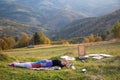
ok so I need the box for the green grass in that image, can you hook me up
[0,41,120,80]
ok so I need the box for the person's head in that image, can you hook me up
[61,60,69,66]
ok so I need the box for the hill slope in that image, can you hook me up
[0,0,88,29]
[17,0,120,16]
[0,0,120,38]
[0,0,43,26]
[0,19,42,37]
[57,9,120,39]
[0,0,120,29]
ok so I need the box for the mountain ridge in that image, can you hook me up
[0,0,120,39]
[0,0,120,29]
[56,9,120,39]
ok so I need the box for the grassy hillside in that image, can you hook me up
[0,41,120,80]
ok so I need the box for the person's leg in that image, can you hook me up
[9,62,33,68]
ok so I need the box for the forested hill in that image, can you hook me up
[0,0,120,30]
[56,9,120,39]
[0,0,88,30]
[0,0,120,39]
[0,19,42,37]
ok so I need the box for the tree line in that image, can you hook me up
[0,32,51,50]
[83,22,120,43]
[83,34,102,43]
[0,22,120,50]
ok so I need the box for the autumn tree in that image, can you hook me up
[3,37,16,49]
[44,37,51,44]
[39,32,45,44]
[89,34,95,42]
[95,36,102,42]
[17,33,30,47]
[0,47,2,51]
[112,22,120,39]
[62,40,69,44]
[39,32,51,44]
[83,37,89,43]
[0,39,8,50]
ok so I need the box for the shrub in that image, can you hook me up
[95,36,102,42]
[83,38,89,43]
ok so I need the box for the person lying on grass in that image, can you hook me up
[9,59,73,70]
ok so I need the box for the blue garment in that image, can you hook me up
[34,59,47,64]
[33,59,53,67]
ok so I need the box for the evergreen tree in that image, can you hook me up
[112,22,120,39]
[32,32,51,45]
[33,32,40,45]
[100,32,107,41]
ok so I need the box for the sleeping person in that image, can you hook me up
[9,59,69,69]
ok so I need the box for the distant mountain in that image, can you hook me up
[0,0,120,38]
[57,9,120,39]
[0,0,88,30]
[15,0,120,29]
[0,0,44,26]
[0,0,120,29]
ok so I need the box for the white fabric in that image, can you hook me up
[60,56,75,60]
[86,54,112,59]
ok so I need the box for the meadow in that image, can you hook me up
[0,41,120,80]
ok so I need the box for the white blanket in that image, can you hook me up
[85,54,112,59]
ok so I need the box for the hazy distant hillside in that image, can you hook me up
[67,0,120,16]
[0,0,120,29]
[0,0,43,26]
[22,0,120,16]
[0,19,42,37]
[16,0,120,27]
[0,0,120,38]
[0,0,87,30]
[57,9,120,39]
